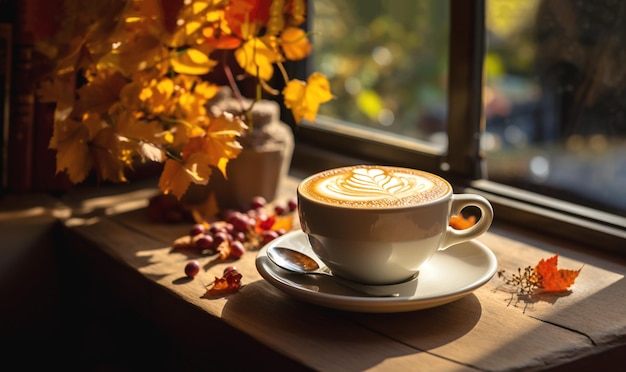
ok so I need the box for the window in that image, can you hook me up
[291,0,626,253]
[484,0,626,217]
[312,0,449,146]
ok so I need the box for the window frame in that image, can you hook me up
[287,0,626,254]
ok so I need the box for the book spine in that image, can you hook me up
[0,22,11,192]
[6,35,35,192]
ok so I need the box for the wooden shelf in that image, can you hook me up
[52,177,626,371]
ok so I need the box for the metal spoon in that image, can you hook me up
[266,246,418,297]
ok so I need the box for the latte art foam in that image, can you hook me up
[299,165,451,208]
[326,168,422,200]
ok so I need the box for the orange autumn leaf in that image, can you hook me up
[280,27,311,60]
[216,241,231,260]
[203,269,243,298]
[449,214,476,229]
[271,213,294,232]
[201,23,242,49]
[534,254,581,292]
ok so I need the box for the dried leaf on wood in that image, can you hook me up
[535,254,582,292]
[203,269,243,298]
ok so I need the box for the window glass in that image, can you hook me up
[484,0,626,217]
[311,0,449,147]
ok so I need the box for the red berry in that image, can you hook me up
[259,215,275,231]
[228,213,251,232]
[221,209,238,221]
[213,231,230,245]
[195,234,214,252]
[287,198,298,212]
[223,266,238,275]
[224,223,235,234]
[229,241,246,258]
[234,231,247,242]
[274,204,286,215]
[209,224,225,235]
[184,260,200,277]
[250,196,267,209]
[262,230,280,244]
[189,223,206,237]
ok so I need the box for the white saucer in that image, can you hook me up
[255,230,498,313]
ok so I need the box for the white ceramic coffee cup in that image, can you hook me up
[297,165,494,285]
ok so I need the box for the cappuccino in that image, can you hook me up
[298,165,451,208]
[297,165,494,284]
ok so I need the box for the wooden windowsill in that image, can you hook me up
[6,174,626,370]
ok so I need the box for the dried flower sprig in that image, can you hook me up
[497,265,541,295]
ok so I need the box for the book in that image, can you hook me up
[3,0,69,193]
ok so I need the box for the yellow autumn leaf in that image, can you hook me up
[184,152,214,183]
[167,122,194,149]
[215,156,230,178]
[138,77,175,115]
[91,126,128,183]
[283,72,334,123]
[81,112,107,141]
[168,1,226,48]
[191,0,211,15]
[174,113,246,181]
[37,77,73,105]
[235,37,279,81]
[99,33,164,77]
[37,77,75,122]
[170,48,217,75]
[115,109,167,146]
[280,27,312,61]
[203,113,247,167]
[193,81,221,100]
[53,118,93,183]
[159,152,213,199]
[120,0,163,22]
[116,80,143,112]
[159,159,192,199]
[54,36,90,77]
[178,90,210,130]
[77,70,128,115]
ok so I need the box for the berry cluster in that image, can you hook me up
[187,221,247,259]
[173,195,298,278]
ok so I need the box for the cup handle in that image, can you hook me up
[439,194,493,250]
